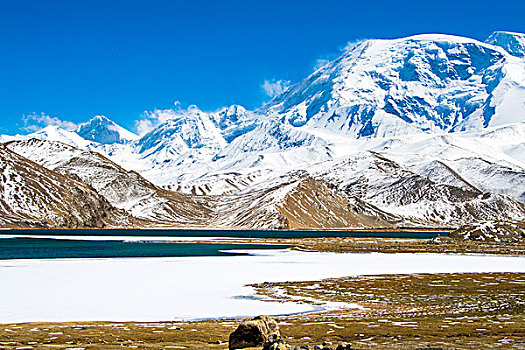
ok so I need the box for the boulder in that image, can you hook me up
[263,333,287,350]
[229,315,281,350]
[265,342,288,350]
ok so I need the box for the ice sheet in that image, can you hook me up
[0,250,524,323]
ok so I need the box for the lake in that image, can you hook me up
[2,228,446,239]
[2,229,524,323]
[0,229,444,259]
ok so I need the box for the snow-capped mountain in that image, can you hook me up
[13,125,92,149]
[486,31,525,58]
[136,106,225,162]
[310,149,525,225]
[77,115,138,144]
[1,32,525,229]
[263,33,525,137]
[135,104,258,160]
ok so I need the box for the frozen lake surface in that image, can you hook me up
[1,249,524,323]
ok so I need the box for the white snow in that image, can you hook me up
[77,115,138,144]
[28,126,93,149]
[1,250,524,323]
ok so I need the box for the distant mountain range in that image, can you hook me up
[2,32,525,229]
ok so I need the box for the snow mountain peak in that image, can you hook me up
[263,33,524,138]
[136,106,226,157]
[77,115,138,144]
[486,31,525,58]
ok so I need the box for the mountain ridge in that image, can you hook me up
[2,32,525,229]
[0,144,136,228]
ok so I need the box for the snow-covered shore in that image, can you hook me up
[1,249,524,323]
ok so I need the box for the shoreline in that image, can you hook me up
[2,271,523,349]
[1,236,524,349]
[1,249,524,324]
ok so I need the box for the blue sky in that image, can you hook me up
[1,0,524,134]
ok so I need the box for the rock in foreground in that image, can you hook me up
[229,315,280,350]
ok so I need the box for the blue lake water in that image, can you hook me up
[0,229,445,260]
[0,237,290,260]
[2,228,446,239]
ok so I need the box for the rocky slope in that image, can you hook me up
[6,139,213,226]
[311,151,525,226]
[0,144,133,228]
[5,139,391,229]
[450,221,525,243]
[208,172,393,229]
[275,177,391,229]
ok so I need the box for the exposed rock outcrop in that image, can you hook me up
[450,221,525,243]
[263,333,287,350]
[6,139,214,226]
[277,177,391,229]
[0,144,135,228]
[229,315,280,350]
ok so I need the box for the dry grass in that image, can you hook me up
[161,236,525,255]
[1,272,523,349]
[286,236,525,255]
[252,272,525,349]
